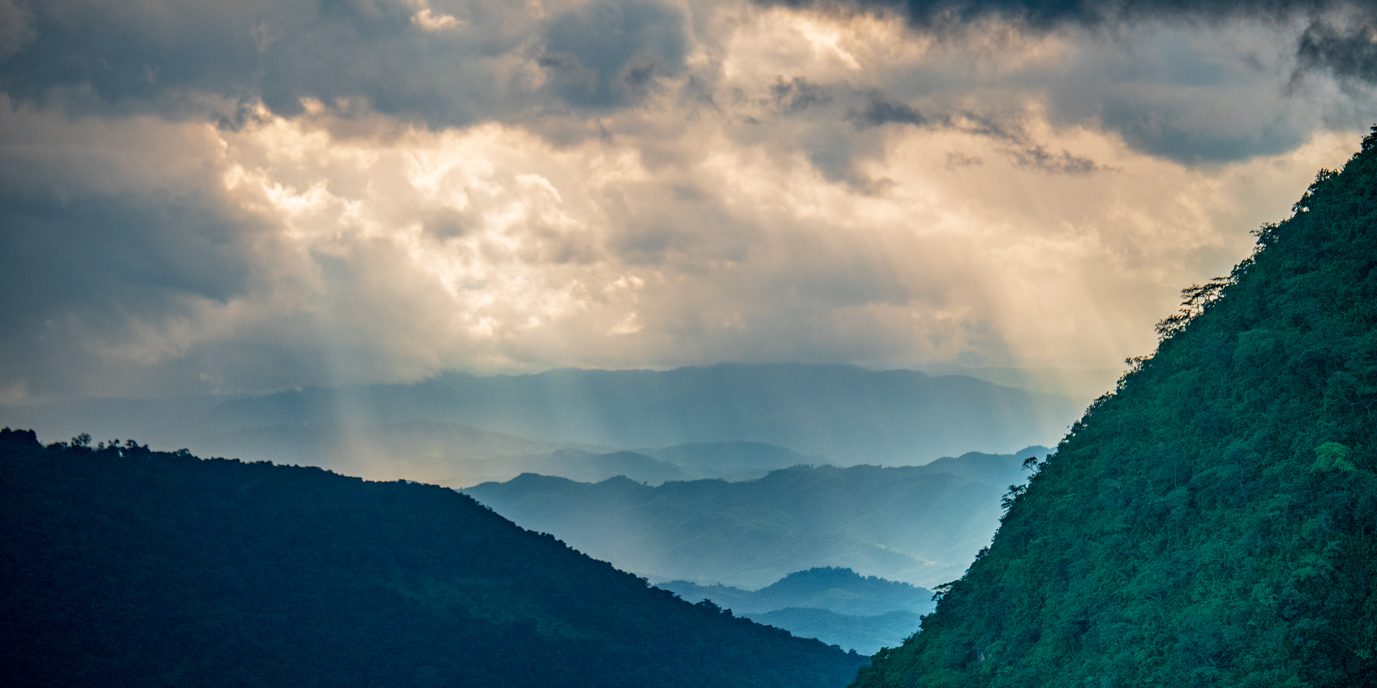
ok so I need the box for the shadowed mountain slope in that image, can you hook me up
[852,129,1377,687]
[0,429,865,688]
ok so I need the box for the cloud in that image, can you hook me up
[849,97,1099,173]
[767,0,1357,30]
[0,0,35,59]
[759,0,1377,163]
[849,95,927,127]
[0,100,272,397]
[772,76,836,113]
[1297,14,1377,85]
[542,0,689,108]
[1,0,1376,402]
[0,0,692,129]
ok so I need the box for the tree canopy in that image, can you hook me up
[853,127,1377,687]
[0,429,864,688]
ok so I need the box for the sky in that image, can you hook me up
[1,0,1375,402]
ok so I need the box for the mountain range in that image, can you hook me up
[661,567,936,654]
[466,447,1049,588]
[0,429,865,687]
[2,364,1080,480]
[196,424,817,487]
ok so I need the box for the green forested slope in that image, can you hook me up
[0,430,864,688]
[853,129,1377,687]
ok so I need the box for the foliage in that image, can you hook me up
[0,429,865,688]
[852,126,1377,687]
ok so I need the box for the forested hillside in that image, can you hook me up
[0,430,865,688]
[852,130,1377,686]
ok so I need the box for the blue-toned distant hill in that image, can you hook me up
[640,441,824,481]
[197,428,812,486]
[663,567,935,617]
[851,130,1377,687]
[466,447,1049,588]
[2,364,1080,476]
[0,429,865,688]
[660,568,936,654]
[475,441,821,486]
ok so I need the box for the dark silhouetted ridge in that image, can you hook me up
[0,429,865,688]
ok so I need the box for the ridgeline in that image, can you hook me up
[854,129,1377,686]
[0,430,865,688]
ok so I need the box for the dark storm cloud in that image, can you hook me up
[848,96,927,127]
[768,0,1346,29]
[0,0,690,128]
[790,1,1372,165]
[1297,18,1377,85]
[0,182,262,396]
[772,77,835,114]
[767,0,1377,86]
[848,95,1100,173]
[541,0,689,108]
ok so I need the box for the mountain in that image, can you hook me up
[501,449,692,485]
[919,448,1039,487]
[660,568,936,654]
[851,130,1377,686]
[2,364,1080,470]
[662,568,935,617]
[194,420,585,486]
[466,447,1050,588]
[639,441,823,481]
[196,423,801,487]
[479,441,820,487]
[0,429,865,688]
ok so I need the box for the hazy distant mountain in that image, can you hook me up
[194,424,804,487]
[920,448,1039,488]
[466,447,1050,588]
[660,568,934,654]
[194,420,585,485]
[498,442,822,485]
[0,429,864,687]
[920,364,1121,400]
[2,364,1080,470]
[662,567,934,617]
[640,441,823,480]
[504,449,691,485]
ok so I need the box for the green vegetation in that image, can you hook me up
[852,129,1377,686]
[0,430,864,688]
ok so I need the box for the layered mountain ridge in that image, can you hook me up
[467,447,1048,588]
[661,567,936,654]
